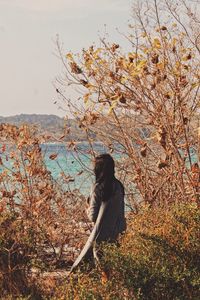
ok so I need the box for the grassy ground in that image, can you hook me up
[52,203,200,300]
[1,202,199,299]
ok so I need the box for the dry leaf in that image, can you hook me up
[101,271,108,284]
[49,153,58,160]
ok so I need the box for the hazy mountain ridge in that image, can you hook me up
[0,114,86,141]
[0,113,63,125]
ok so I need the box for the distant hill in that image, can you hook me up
[0,114,86,141]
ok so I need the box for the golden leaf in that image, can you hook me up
[120,76,128,84]
[83,93,90,104]
[93,48,102,59]
[108,100,118,114]
[136,60,147,70]
[141,32,147,38]
[157,62,165,70]
[153,38,161,49]
[66,53,73,61]
[142,47,149,54]
[191,82,199,89]
[85,83,95,90]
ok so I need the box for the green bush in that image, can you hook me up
[54,203,200,300]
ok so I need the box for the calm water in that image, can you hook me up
[0,143,198,196]
[42,142,107,194]
[0,142,115,195]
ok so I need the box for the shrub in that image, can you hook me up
[56,0,200,209]
[0,212,39,297]
[54,203,200,300]
[0,124,89,297]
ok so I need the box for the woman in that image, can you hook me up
[70,153,126,273]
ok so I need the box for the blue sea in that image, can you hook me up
[0,142,198,197]
[43,143,198,196]
[0,142,117,195]
[41,142,107,194]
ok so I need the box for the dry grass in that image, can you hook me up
[53,203,200,300]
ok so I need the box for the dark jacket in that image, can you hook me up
[70,178,126,272]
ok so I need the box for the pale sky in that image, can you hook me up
[0,0,131,117]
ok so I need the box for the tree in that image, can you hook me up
[56,0,200,209]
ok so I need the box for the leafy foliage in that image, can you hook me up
[56,0,200,209]
[0,124,90,297]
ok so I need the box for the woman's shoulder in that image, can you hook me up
[114,178,125,195]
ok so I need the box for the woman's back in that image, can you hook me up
[93,179,126,243]
[70,154,126,272]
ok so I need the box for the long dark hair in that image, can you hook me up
[94,153,115,202]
